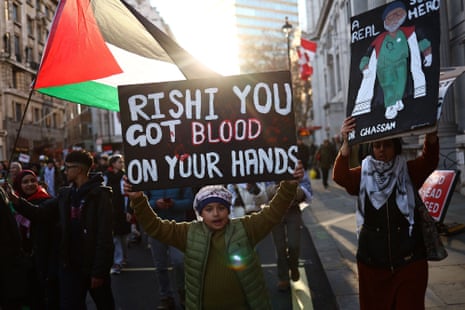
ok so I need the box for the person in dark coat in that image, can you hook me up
[104,154,131,275]
[296,138,311,171]
[315,139,337,189]
[333,116,439,309]
[0,186,28,309]
[6,150,115,310]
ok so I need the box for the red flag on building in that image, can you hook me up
[297,38,317,80]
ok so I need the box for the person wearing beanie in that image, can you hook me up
[124,162,304,309]
[193,185,232,217]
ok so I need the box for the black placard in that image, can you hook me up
[118,71,297,190]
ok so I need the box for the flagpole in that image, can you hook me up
[5,88,34,181]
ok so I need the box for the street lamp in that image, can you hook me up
[282,16,293,70]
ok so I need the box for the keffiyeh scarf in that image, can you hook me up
[357,155,416,236]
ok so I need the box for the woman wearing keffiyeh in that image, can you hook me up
[333,116,439,310]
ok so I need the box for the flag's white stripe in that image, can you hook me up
[95,43,186,87]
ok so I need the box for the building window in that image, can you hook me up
[52,113,57,128]
[27,16,34,37]
[44,107,50,127]
[37,24,42,43]
[14,34,21,62]
[327,54,335,98]
[25,46,33,63]
[12,69,19,88]
[2,33,10,55]
[12,3,20,23]
[34,107,40,123]
[15,102,23,122]
[336,53,342,92]
[4,0,9,21]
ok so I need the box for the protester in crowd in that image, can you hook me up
[28,162,42,179]
[307,142,318,171]
[40,158,64,197]
[296,137,311,171]
[104,154,132,276]
[6,150,115,309]
[0,186,29,309]
[94,153,109,175]
[123,162,304,309]
[8,161,22,184]
[227,182,268,218]
[55,159,68,187]
[0,160,8,180]
[333,116,439,309]
[144,186,194,309]
[12,169,59,309]
[315,139,337,190]
[266,176,309,291]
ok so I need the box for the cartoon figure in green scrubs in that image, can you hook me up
[352,1,432,120]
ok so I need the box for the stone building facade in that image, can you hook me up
[0,0,70,163]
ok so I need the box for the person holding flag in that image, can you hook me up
[5,150,115,310]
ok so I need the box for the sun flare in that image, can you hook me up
[151,0,240,76]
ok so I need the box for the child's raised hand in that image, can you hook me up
[123,176,143,200]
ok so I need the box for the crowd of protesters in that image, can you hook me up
[0,150,118,310]
[0,138,328,309]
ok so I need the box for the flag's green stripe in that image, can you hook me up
[37,81,119,111]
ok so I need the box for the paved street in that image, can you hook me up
[83,176,465,310]
[85,174,465,310]
[87,217,329,309]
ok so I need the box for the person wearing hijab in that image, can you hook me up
[333,116,439,309]
[12,169,59,309]
[8,150,115,309]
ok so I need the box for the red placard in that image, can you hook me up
[418,170,458,222]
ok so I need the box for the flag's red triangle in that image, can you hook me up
[34,0,122,89]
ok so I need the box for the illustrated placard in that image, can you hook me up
[347,0,440,144]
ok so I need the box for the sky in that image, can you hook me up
[150,0,240,76]
[149,0,307,76]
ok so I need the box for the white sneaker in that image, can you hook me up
[385,105,398,119]
[395,100,404,111]
[110,264,121,275]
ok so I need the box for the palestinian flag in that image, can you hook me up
[33,0,218,111]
